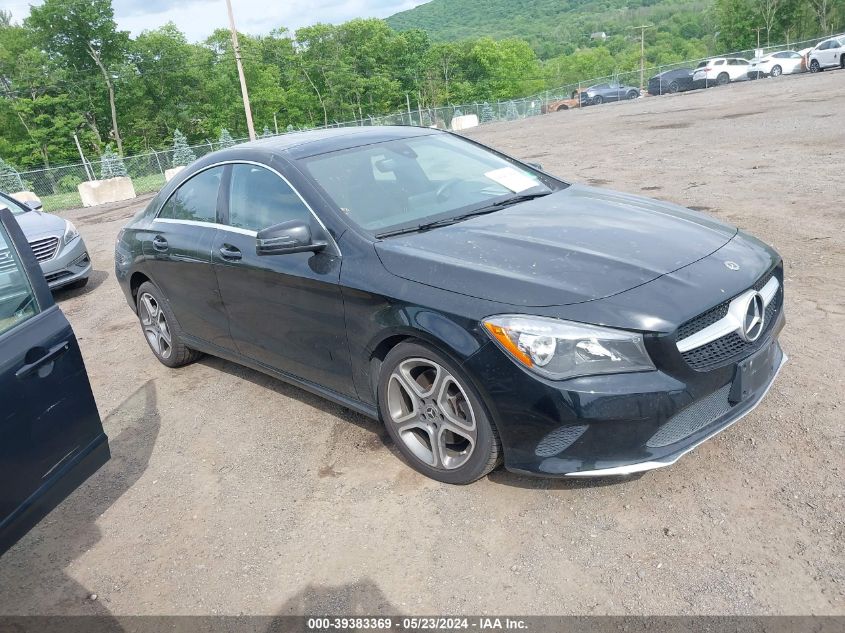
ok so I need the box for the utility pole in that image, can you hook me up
[225,0,256,141]
[629,25,653,90]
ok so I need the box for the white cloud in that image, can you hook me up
[6,0,428,42]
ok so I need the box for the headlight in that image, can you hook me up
[482,315,655,381]
[63,220,80,245]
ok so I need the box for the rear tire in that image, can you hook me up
[378,341,502,484]
[626,90,639,100]
[668,81,680,93]
[716,72,730,86]
[136,281,201,368]
[771,65,782,77]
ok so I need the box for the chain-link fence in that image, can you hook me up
[4,33,841,213]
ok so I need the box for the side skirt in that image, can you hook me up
[182,335,380,420]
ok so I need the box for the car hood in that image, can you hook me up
[375,184,738,307]
[12,210,67,240]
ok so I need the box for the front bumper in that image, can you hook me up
[462,313,786,478]
[40,236,92,290]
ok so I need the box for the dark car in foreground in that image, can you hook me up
[648,68,695,94]
[580,82,640,105]
[0,191,91,290]
[1,208,108,554]
[115,126,786,484]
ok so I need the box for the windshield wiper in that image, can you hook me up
[376,191,551,239]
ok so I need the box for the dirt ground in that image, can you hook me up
[0,70,843,617]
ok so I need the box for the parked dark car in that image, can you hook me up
[116,127,786,484]
[648,68,695,94]
[580,82,640,105]
[0,208,108,555]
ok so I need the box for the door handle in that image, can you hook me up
[152,235,169,252]
[219,244,242,261]
[16,341,70,379]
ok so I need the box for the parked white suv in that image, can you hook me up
[692,58,751,86]
[807,36,845,72]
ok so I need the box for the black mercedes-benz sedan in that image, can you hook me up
[115,126,786,484]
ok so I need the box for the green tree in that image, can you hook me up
[99,144,127,178]
[0,157,24,191]
[27,0,129,154]
[171,129,196,166]
[218,128,235,148]
[715,0,758,50]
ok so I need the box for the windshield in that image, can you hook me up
[301,133,557,234]
[0,195,27,215]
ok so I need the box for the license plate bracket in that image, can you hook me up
[729,341,778,405]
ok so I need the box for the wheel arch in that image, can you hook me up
[363,316,487,404]
[129,271,152,307]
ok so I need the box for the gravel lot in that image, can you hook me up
[0,70,843,617]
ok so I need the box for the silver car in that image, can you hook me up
[0,192,91,290]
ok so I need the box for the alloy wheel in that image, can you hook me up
[139,292,173,359]
[771,65,782,77]
[386,358,477,470]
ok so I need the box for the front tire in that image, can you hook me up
[592,95,603,105]
[668,81,680,93]
[136,281,201,368]
[771,65,782,77]
[626,90,639,100]
[810,59,821,73]
[378,341,502,484]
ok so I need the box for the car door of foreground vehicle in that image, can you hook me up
[211,162,354,397]
[0,208,108,555]
[146,166,235,351]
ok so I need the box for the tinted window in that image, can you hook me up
[228,164,311,232]
[0,224,39,337]
[159,167,223,223]
[714,60,725,65]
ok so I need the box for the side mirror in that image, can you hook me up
[24,200,43,212]
[256,219,327,256]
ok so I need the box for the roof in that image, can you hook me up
[239,125,440,159]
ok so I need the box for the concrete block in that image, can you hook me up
[165,166,185,182]
[451,114,479,131]
[77,177,136,208]
[10,191,42,207]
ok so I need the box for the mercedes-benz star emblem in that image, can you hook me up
[741,292,765,342]
[724,261,740,271]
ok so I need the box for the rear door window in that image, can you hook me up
[0,225,39,337]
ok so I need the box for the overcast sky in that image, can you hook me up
[5,0,429,41]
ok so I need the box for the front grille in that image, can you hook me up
[29,237,60,262]
[646,383,733,447]
[679,267,783,371]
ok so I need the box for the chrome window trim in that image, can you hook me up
[676,276,780,353]
[152,159,340,254]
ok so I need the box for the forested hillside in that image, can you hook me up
[388,0,842,58]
